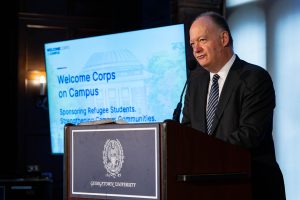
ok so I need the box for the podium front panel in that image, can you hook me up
[67,123,160,200]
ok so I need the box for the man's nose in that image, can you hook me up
[193,44,202,53]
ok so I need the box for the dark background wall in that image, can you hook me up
[2,0,223,199]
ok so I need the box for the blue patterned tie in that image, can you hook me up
[206,74,220,135]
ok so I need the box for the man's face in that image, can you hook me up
[189,16,225,72]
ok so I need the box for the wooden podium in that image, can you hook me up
[64,120,251,200]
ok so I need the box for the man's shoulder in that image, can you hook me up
[233,57,274,91]
[233,56,270,79]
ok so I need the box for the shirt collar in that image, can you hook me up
[210,54,236,80]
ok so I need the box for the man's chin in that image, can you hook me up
[199,63,208,70]
[197,60,207,67]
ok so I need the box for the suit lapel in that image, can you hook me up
[194,70,210,131]
[210,57,242,134]
[200,73,210,126]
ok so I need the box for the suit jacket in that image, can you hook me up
[182,56,285,200]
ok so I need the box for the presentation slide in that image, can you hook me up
[44,24,187,154]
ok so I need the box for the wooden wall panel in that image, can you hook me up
[17,13,113,200]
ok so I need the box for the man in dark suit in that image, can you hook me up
[182,11,286,200]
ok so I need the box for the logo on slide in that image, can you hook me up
[103,139,124,178]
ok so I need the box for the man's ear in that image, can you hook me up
[221,31,230,47]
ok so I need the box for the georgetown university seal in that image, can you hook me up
[103,139,124,178]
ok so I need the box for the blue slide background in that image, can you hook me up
[44,24,187,154]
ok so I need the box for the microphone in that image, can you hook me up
[172,82,187,123]
[172,59,197,122]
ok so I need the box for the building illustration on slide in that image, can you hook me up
[83,49,152,121]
